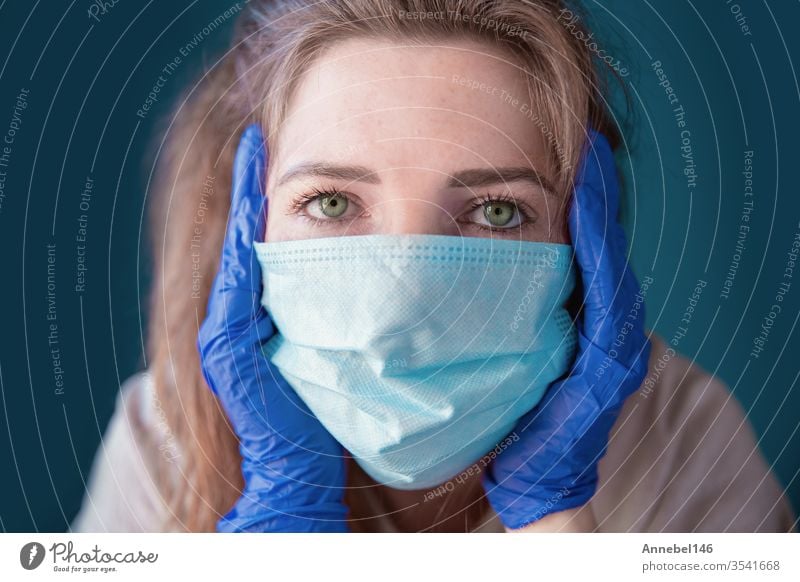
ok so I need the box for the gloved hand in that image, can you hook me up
[197,124,349,532]
[482,129,652,529]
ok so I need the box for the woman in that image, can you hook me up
[71,0,793,533]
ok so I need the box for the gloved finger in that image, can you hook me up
[568,129,633,347]
[202,123,269,342]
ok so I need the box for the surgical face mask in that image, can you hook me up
[254,234,577,490]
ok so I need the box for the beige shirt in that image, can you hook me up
[70,335,796,532]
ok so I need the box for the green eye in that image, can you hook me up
[483,201,516,227]
[319,193,348,218]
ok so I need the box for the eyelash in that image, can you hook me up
[288,187,537,231]
[462,192,536,231]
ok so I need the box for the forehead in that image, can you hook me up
[271,38,551,175]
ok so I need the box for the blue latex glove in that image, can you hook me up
[482,129,652,529]
[197,124,349,532]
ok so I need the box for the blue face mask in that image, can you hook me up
[254,234,577,490]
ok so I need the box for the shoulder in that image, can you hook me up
[70,371,180,532]
[589,334,795,532]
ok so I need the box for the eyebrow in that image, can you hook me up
[277,163,556,195]
[448,167,557,196]
[277,163,380,187]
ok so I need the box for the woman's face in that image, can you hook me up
[264,38,569,244]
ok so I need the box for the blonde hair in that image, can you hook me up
[147,0,621,531]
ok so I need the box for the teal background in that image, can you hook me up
[0,1,797,531]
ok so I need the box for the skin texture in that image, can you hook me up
[265,38,569,245]
[261,38,588,531]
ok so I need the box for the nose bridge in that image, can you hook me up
[379,196,453,235]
